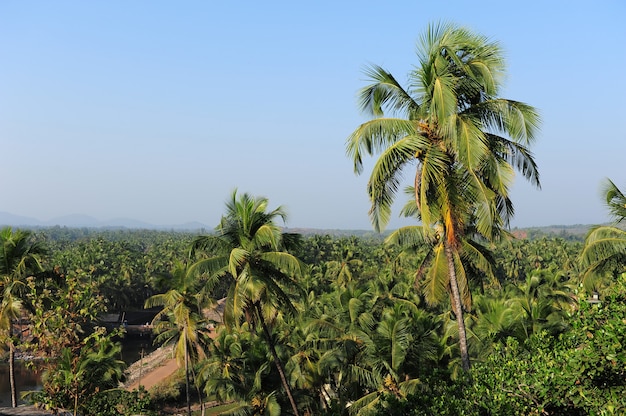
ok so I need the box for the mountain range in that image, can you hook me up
[0,211,211,231]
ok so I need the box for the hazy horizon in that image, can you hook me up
[2,1,625,231]
[0,210,605,233]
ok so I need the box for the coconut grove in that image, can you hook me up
[1,23,625,415]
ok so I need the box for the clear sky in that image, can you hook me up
[1,1,625,230]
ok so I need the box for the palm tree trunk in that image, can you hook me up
[185,338,191,416]
[73,383,79,416]
[191,363,205,416]
[256,304,300,416]
[9,342,17,407]
[444,241,470,371]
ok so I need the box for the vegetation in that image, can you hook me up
[145,260,211,416]
[0,227,46,407]
[0,215,624,415]
[26,271,128,415]
[581,178,626,290]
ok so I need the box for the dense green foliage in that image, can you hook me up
[25,271,128,414]
[0,221,624,415]
[80,387,156,416]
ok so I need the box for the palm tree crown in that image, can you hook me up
[346,21,540,237]
[191,191,303,326]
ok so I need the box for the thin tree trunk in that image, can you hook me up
[444,241,470,371]
[191,363,205,416]
[9,342,17,407]
[185,337,191,416]
[73,383,79,416]
[257,305,300,416]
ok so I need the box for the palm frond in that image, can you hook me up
[487,133,540,188]
[447,113,488,171]
[580,225,626,270]
[228,248,249,277]
[359,64,420,117]
[398,377,423,396]
[461,238,499,289]
[367,135,430,231]
[348,389,381,416]
[415,144,450,227]
[428,68,457,124]
[603,179,626,223]
[187,256,230,289]
[258,251,302,278]
[385,225,429,248]
[251,224,280,251]
[346,118,418,175]
[421,245,449,306]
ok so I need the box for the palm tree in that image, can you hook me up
[200,323,284,415]
[0,227,46,407]
[304,282,377,413]
[325,246,363,288]
[145,260,212,416]
[507,268,575,339]
[581,179,626,289]
[346,22,540,370]
[469,293,519,359]
[0,288,22,408]
[41,332,126,416]
[191,190,304,416]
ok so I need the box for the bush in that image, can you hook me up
[148,369,184,405]
[469,277,626,415]
[83,387,157,416]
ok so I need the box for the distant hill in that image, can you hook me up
[510,224,593,240]
[0,211,211,231]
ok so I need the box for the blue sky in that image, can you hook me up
[1,1,625,230]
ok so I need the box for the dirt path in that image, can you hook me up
[123,329,219,392]
[124,345,180,391]
[126,358,179,391]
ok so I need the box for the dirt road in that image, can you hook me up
[123,329,219,391]
[124,345,179,391]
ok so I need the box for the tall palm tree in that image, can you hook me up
[346,22,540,370]
[581,179,626,288]
[0,288,22,408]
[0,227,46,407]
[191,190,304,416]
[145,261,212,416]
